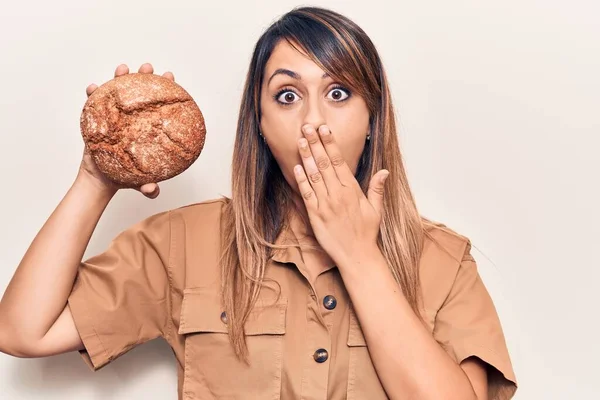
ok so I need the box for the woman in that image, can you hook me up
[0,6,517,400]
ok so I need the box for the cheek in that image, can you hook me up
[328,109,369,171]
[273,143,302,180]
[340,140,366,175]
[328,124,367,174]
[261,99,369,184]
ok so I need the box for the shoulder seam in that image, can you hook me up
[424,227,470,266]
[174,197,228,211]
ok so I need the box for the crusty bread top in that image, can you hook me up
[80,73,206,188]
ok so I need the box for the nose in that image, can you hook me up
[302,97,326,133]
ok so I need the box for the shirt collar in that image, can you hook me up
[270,223,301,265]
[269,224,338,277]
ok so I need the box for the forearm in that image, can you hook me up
[339,249,477,400]
[0,174,116,348]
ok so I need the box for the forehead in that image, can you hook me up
[264,40,327,81]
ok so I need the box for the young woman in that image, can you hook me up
[0,6,517,400]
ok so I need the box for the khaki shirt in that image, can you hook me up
[67,198,517,399]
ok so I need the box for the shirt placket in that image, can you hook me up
[298,268,337,400]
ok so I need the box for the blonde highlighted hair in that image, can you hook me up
[218,6,438,362]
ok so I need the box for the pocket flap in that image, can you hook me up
[347,306,367,347]
[178,288,287,336]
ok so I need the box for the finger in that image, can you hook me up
[138,63,154,74]
[162,71,175,81]
[302,124,341,193]
[146,186,160,199]
[318,125,361,191]
[298,137,328,201]
[114,64,129,77]
[140,183,159,197]
[293,164,318,210]
[86,83,98,97]
[367,170,389,216]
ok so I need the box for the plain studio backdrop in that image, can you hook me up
[0,0,598,399]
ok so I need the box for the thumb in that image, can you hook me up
[367,169,389,215]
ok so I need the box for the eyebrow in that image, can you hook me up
[267,68,330,85]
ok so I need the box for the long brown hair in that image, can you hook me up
[219,6,434,362]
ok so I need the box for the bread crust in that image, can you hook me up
[80,73,206,187]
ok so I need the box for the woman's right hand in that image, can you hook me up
[76,63,176,199]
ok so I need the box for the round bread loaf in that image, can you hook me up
[80,72,206,188]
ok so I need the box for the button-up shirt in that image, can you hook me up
[67,198,517,399]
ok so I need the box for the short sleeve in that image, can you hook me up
[433,242,518,400]
[67,210,172,371]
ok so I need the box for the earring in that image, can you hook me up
[259,130,266,142]
[366,133,371,141]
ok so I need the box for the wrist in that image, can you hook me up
[73,172,118,201]
[337,246,386,280]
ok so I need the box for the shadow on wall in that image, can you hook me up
[8,339,175,398]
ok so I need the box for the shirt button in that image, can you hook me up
[313,348,329,363]
[220,311,228,324]
[323,295,337,310]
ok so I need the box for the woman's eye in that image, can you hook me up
[277,91,300,104]
[327,87,350,102]
[275,87,350,105]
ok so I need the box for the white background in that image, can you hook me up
[1,0,598,398]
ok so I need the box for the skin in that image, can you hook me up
[0,63,171,358]
[260,40,490,399]
[0,47,489,398]
[259,40,370,245]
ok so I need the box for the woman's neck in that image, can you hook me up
[288,194,317,243]
[287,193,336,271]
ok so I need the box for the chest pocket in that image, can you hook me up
[178,287,287,400]
[346,306,389,400]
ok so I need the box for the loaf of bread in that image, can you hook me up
[80,73,206,188]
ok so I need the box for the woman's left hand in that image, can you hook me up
[293,123,390,267]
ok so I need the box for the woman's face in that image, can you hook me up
[260,40,370,196]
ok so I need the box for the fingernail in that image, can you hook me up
[382,171,390,183]
[319,126,330,135]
